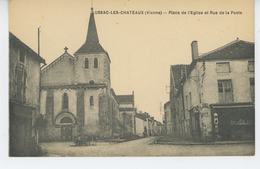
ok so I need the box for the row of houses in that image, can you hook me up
[134,111,164,137]
[164,39,254,141]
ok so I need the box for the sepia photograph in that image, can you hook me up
[6,0,256,159]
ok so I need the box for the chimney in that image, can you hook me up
[191,41,199,60]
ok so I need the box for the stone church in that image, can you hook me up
[39,8,135,141]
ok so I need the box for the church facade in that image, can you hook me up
[39,8,132,141]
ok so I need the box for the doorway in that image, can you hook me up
[60,117,73,141]
[61,125,72,141]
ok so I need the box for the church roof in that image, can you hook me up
[75,8,110,61]
[116,95,134,104]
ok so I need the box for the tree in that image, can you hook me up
[33,114,47,144]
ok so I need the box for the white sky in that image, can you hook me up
[9,0,254,122]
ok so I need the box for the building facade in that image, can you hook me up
[170,39,254,141]
[133,111,162,137]
[9,32,46,156]
[169,65,191,137]
[134,112,147,137]
[116,92,135,135]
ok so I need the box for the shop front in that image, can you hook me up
[210,102,255,141]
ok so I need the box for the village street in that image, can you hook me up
[40,136,255,157]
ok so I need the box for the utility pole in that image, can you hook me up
[37,26,41,146]
[38,27,40,57]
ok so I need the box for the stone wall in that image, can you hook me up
[98,93,112,138]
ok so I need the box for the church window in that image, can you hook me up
[85,58,89,69]
[90,96,94,106]
[94,58,98,68]
[60,117,73,124]
[62,93,69,109]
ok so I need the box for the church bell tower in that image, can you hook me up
[74,8,111,88]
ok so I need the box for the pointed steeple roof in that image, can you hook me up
[75,8,108,55]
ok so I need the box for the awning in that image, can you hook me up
[210,102,254,109]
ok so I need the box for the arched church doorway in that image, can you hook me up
[60,117,73,141]
[55,112,76,141]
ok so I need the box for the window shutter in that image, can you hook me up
[16,68,23,101]
[250,78,255,101]
[23,70,27,102]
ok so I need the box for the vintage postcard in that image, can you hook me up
[8,0,255,159]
